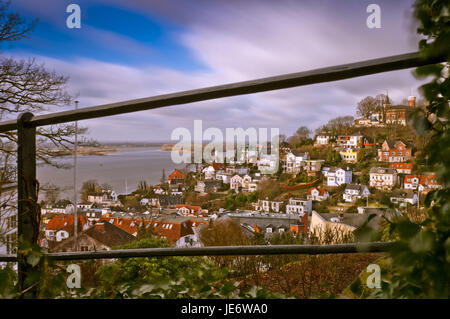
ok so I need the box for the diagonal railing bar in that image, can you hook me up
[0,242,394,262]
[0,51,445,133]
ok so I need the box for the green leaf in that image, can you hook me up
[409,230,435,253]
[444,237,450,263]
[26,253,40,267]
[350,277,363,296]
[414,64,443,79]
[396,219,420,239]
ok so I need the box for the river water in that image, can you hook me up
[37,147,185,199]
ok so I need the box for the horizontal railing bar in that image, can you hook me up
[0,51,445,133]
[0,242,394,262]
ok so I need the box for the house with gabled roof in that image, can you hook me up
[168,169,186,185]
[45,215,88,243]
[404,174,442,191]
[378,140,412,163]
[52,221,135,252]
[195,180,222,194]
[283,150,309,173]
[390,189,418,206]
[339,147,358,163]
[230,174,244,192]
[325,167,352,187]
[307,187,329,201]
[175,204,206,217]
[343,184,370,202]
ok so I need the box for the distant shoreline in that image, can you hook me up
[49,144,163,157]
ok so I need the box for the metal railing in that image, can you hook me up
[0,51,445,295]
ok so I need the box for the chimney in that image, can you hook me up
[408,96,416,108]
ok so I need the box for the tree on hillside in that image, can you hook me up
[357,96,378,118]
[326,150,342,165]
[318,116,354,136]
[288,126,311,146]
[43,184,60,206]
[80,180,98,202]
[357,94,388,118]
[160,168,166,184]
[258,179,282,200]
[137,180,148,193]
[199,218,248,247]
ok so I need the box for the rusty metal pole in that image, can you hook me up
[17,112,38,297]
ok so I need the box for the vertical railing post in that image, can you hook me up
[17,112,38,297]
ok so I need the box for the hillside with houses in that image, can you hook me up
[17,92,441,256]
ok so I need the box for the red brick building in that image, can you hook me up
[384,95,416,126]
[378,140,412,163]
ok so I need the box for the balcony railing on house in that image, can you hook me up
[0,51,445,294]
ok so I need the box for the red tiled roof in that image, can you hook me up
[307,187,326,196]
[46,215,87,232]
[210,163,225,171]
[100,217,194,243]
[427,175,441,185]
[389,162,412,170]
[168,169,186,181]
[100,217,141,235]
[175,204,202,216]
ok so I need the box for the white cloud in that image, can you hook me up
[7,0,427,142]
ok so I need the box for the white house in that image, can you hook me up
[326,167,352,187]
[343,184,371,202]
[254,200,284,213]
[283,151,309,174]
[314,134,330,146]
[307,187,329,201]
[215,172,231,184]
[230,175,244,192]
[87,189,118,206]
[337,133,364,147]
[370,167,398,190]
[154,186,166,195]
[286,198,312,215]
[202,165,216,180]
[390,190,418,206]
[257,154,279,174]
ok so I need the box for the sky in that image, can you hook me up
[4,0,425,143]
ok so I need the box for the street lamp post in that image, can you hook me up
[73,100,79,250]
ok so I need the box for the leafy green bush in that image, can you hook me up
[371,0,450,298]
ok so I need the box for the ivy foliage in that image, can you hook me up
[371,0,450,298]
